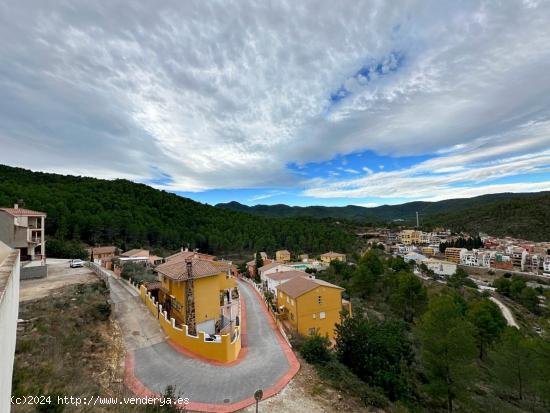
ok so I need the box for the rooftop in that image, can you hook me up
[321,251,346,257]
[90,246,117,255]
[277,276,343,299]
[121,249,149,257]
[265,270,309,281]
[156,258,230,281]
[0,207,46,217]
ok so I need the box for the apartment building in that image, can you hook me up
[444,247,466,264]
[0,204,46,261]
[460,249,491,268]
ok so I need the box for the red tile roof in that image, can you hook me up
[277,276,343,299]
[156,258,230,281]
[121,249,149,257]
[265,270,309,281]
[165,250,216,263]
[0,207,46,217]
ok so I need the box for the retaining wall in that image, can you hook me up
[139,285,241,363]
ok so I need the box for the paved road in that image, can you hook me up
[489,296,519,328]
[110,275,292,405]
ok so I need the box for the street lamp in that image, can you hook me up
[254,389,263,413]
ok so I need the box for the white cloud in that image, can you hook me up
[0,1,549,196]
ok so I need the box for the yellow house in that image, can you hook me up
[276,277,351,341]
[276,249,291,262]
[156,257,238,334]
[138,256,242,363]
[320,251,346,264]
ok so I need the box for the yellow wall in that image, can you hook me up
[140,285,241,363]
[159,272,237,326]
[276,251,291,262]
[320,255,345,264]
[278,285,346,341]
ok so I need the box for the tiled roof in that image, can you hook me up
[121,249,149,257]
[0,207,46,217]
[156,258,230,281]
[321,251,346,257]
[265,270,308,281]
[91,246,117,255]
[277,276,343,299]
[165,250,216,263]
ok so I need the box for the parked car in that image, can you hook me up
[69,259,84,268]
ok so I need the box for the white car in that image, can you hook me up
[69,259,84,268]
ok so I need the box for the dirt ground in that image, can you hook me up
[19,260,98,302]
[239,357,369,413]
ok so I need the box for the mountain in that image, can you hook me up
[0,165,354,256]
[217,192,550,241]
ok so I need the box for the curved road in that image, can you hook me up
[489,296,519,328]
[108,274,297,409]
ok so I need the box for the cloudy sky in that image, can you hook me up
[1,0,550,206]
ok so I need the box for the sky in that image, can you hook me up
[1,0,550,207]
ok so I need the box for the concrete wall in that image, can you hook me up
[0,212,15,247]
[20,264,48,280]
[0,241,20,413]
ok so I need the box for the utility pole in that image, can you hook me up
[416,211,419,228]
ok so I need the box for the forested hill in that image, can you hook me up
[0,165,354,256]
[217,192,550,241]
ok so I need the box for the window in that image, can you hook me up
[317,295,322,304]
[290,299,294,306]
[312,313,316,319]
[320,312,326,319]
[308,328,316,335]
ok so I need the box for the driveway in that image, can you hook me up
[19,260,98,302]
[108,274,299,412]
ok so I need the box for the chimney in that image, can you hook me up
[14,203,18,209]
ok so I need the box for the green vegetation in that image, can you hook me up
[120,261,157,284]
[217,192,550,241]
[308,248,550,412]
[0,164,354,256]
[493,274,543,314]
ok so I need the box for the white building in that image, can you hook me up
[258,262,295,284]
[543,256,550,276]
[424,258,457,276]
[0,241,20,412]
[460,249,491,268]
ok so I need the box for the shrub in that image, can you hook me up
[299,334,332,365]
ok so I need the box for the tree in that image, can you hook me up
[391,271,428,323]
[519,287,539,314]
[299,333,332,365]
[447,268,471,289]
[493,277,511,296]
[509,277,527,299]
[335,315,413,401]
[417,295,477,413]
[254,252,264,283]
[352,250,384,297]
[467,299,506,359]
[490,327,534,401]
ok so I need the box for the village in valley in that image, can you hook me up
[2,201,550,412]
